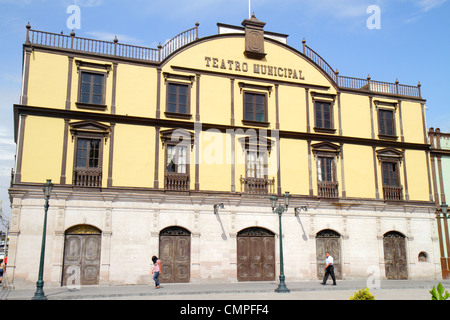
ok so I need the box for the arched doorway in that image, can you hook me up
[237,227,275,282]
[383,231,408,279]
[159,226,191,283]
[62,225,102,286]
[316,229,342,280]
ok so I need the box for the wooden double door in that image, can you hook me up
[159,227,191,283]
[316,229,342,280]
[237,227,275,282]
[62,225,102,286]
[383,231,408,280]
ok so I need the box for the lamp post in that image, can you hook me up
[32,179,53,300]
[441,202,448,218]
[270,192,291,293]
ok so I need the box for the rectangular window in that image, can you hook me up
[79,72,105,105]
[167,83,189,115]
[381,160,403,201]
[166,145,188,174]
[76,138,101,168]
[382,162,398,187]
[316,155,339,198]
[378,109,395,136]
[165,144,190,191]
[315,101,332,129]
[317,157,334,182]
[246,151,266,178]
[73,137,102,188]
[244,92,266,123]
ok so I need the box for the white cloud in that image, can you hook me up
[416,0,448,11]
[73,0,103,7]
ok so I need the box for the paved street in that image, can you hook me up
[96,288,431,300]
[1,279,448,300]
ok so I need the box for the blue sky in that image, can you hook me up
[0,0,449,226]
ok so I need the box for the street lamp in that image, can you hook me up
[270,191,291,293]
[213,203,224,215]
[441,202,448,218]
[32,179,53,300]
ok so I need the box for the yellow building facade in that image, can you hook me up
[7,16,441,288]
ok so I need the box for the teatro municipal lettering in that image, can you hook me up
[204,56,305,81]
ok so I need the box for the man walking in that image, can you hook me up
[321,252,336,285]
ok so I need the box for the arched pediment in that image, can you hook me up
[238,227,275,237]
[160,226,191,236]
[65,224,102,235]
[161,33,337,91]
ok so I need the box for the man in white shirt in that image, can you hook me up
[321,252,336,285]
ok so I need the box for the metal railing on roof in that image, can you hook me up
[302,39,422,99]
[24,23,422,99]
[25,22,199,63]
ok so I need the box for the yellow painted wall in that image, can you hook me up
[198,75,230,126]
[343,145,376,199]
[163,36,334,128]
[280,139,309,195]
[27,51,67,108]
[115,64,157,118]
[199,130,231,191]
[64,128,75,186]
[21,116,64,183]
[401,101,425,144]
[113,124,155,188]
[340,93,372,139]
[278,85,307,132]
[21,35,431,202]
[405,150,430,201]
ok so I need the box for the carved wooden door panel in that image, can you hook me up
[159,227,191,283]
[62,233,101,286]
[384,232,408,279]
[237,228,275,282]
[316,230,342,280]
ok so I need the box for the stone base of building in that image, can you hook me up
[6,187,442,289]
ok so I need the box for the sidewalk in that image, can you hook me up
[1,279,449,300]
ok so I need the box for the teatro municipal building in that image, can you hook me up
[6,15,442,288]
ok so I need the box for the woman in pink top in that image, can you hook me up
[152,255,161,289]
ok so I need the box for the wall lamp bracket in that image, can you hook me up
[295,206,308,216]
[214,203,224,214]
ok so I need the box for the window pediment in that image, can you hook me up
[311,142,340,157]
[160,128,194,150]
[69,120,110,141]
[238,135,274,154]
[376,147,403,162]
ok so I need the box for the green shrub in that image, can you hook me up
[430,283,450,300]
[349,288,375,300]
